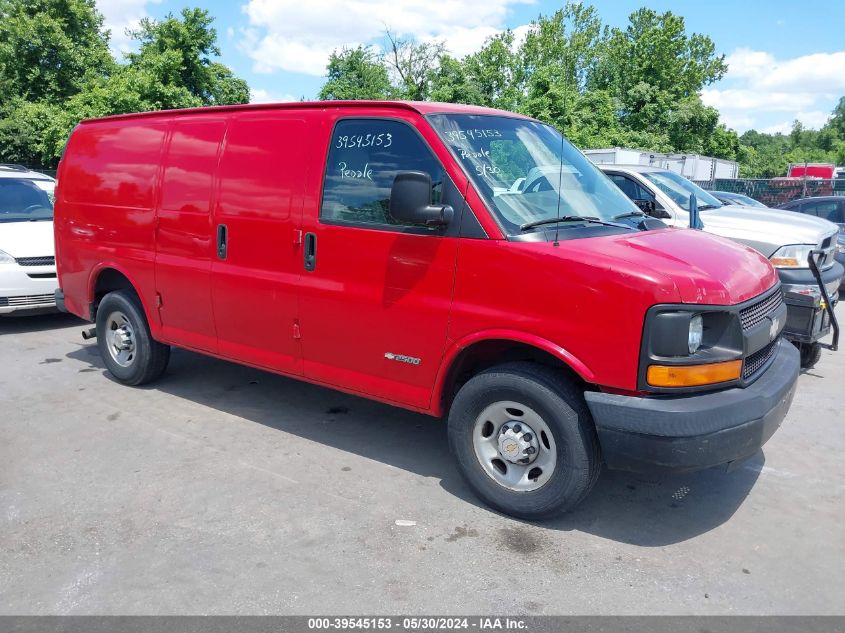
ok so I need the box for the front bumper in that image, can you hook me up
[0,265,58,314]
[584,339,799,473]
[779,263,842,344]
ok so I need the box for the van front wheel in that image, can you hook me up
[95,290,170,386]
[447,362,601,520]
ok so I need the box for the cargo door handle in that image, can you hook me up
[216,224,228,260]
[303,232,316,271]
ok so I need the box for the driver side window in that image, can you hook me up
[321,119,444,228]
[609,174,654,202]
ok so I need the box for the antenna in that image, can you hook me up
[553,51,571,248]
[553,124,564,247]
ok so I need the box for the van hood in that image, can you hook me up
[0,220,55,258]
[701,205,838,258]
[567,227,778,305]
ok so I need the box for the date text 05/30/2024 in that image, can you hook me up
[307,617,528,630]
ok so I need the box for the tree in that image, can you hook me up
[0,0,114,105]
[126,8,248,106]
[460,30,524,111]
[521,3,603,94]
[428,54,487,104]
[0,2,250,167]
[591,8,726,102]
[829,97,845,139]
[589,8,726,150]
[319,47,392,100]
[384,30,444,101]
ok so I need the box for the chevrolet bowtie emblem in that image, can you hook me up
[769,316,780,340]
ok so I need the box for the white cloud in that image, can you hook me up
[250,88,298,104]
[240,0,534,77]
[761,111,832,135]
[700,88,818,113]
[96,0,162,55]
[702,48,845,132]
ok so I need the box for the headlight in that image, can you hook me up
[837,243,845,254]
[769,244,814,268]
[0,249,15,264]
[688,314,703,354]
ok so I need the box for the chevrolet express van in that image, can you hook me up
[54,102,800,519]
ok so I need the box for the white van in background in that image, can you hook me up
[0,165,58,315]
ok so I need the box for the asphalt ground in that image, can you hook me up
[1,307,843,615]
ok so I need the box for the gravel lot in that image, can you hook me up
[1,308,843,615]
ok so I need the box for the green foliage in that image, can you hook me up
[0,0,113,105]
[384,30,445,101]
[0,1,249,167]
[127,8,248,106]
[739,114,845,178]
[319,47,392,100]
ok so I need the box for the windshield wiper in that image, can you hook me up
[520,215,631,231]
[611,211,645,220]
[697,204,718,211]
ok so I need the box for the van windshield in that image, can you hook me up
[0,179,54,223]
[641,170,723,212]
[427,114,640,234]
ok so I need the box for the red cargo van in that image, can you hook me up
[54,101,800,518]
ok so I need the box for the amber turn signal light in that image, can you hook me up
[647,360,742,388]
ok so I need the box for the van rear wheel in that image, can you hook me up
[96,290,170,386]
[447,362,601,520]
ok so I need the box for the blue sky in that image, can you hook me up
[97,0,845,134]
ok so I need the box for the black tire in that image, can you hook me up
[95,290,170,386]
[447,362,601,520]
[799,342,822,369]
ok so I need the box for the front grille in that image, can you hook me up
[0,293,55,307]
[743,339,778,379]
[14,256,55,267]
[739,290,784,331]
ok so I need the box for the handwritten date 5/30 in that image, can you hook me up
[336,133,393,149]
[475,163,501,177]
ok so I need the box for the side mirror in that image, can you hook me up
[689,193,703,229]
[389,172,454,227]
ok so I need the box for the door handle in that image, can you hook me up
[217,224,228,260]
[303,232,316,271]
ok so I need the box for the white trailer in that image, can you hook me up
[583,148,739,181]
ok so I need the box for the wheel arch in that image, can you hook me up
[433,331,595,417]
[87,264,155,327]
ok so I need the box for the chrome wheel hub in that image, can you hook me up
[105,311,136,368]
[497,422,540,465]
[472,401,557,492]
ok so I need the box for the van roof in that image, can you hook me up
[79,101,532,125]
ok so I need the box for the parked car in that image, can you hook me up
[709,190,768,208]
[601,165,842,368]
[775,196,845,225]
[776,196,845,291]
[0,165,58,315]
[55,102,799,519]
